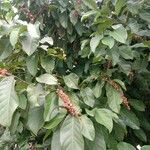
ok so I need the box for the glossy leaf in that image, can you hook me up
[106,83,122,113]
[109,24,127,43]
[0,76,19,127]
[60,115,84,150]
[80,87,95,107]
[80,115,95,141]
[117,142,136,150]
[63,73,79,89]
[36,73,57,85]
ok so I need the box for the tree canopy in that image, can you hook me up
[0,0,150,149]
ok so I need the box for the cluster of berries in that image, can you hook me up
[19,5,35,23]
[56,88,79,116]
[0,68,10,77]
[102,76,130,110]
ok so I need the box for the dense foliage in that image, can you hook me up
[0,0,150,149]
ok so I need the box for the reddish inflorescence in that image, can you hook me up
[102,76,130,110]
[0,68,10,77]
[56,88,79,116]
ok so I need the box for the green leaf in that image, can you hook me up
[27,106,44,135]
[21,22,40,55]
[0,36,13,60]
[36,73,57,85]
[93,81,105,98]
[129,99,145,111]
[85,126,106,150]
[80,87,95,107]
[82,0,97,10]
[139,12,150,23]
[0,76,19,127]
[106,83,122,113]
[60,115,84,150]
[117,142,136,150]
[26,54,38,76]
[19,93,27,110]
[59,12,68,28]
[41,56,55,73]
[90,34,103,53]
[81,10,97,22]
[10,27,20,47]
[141,145,150,150]
[133,129,147,142]
[119,46,133,60]
[95,108,117,133]
[115,0,126,15]
[80,115,95,141]
[27,84,44,107]
[120,108,140,129]
[109,24,127,43]
[102,36,115,49]
[70,10,78,25]
[63,73,79,89]
[40,36,53,45]
[51,129,61,150]
[44,112,66,130]
[44,92,58,121]
[21,32,39,56]
[10,111,20,134]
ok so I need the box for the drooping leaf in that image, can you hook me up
[80,115,95,141]
[0,36,13,60]
[27,84,44,107]
[36,73,57,85]
[117,142,136,150]
[109,24,127,43]
[60,115,84,150]
[26,54,38,76]
[82,0,98,10]
[119,46,133,60]
[85,125,106,150]
[95,108,118,133]
[106,83,122,113]
[133,129,147,142]
[44,92,59,121]
[27,106,44,135]
[63,73,79,89]
[51,129,61,150]
[70,10,78,25]
[41,56,55,73]
[21,32,39,56]
[141,145,150,150]
[0,76,19,127]
[80,87,95,107]
[102,36,115,49]
[10,27,20,47]
[90,34,103,53]
[129,99,145,111]
[93,81,105,98]
[120,108,140,129]
[115,0,126,15]
[21,22,40,55]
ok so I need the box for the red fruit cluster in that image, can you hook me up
[102,76,130,110]
[20,5,35,23]
[121,93,130,110]
[0,68,10,77]
[56,88,79,116]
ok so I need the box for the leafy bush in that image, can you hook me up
[0,0,150,149]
